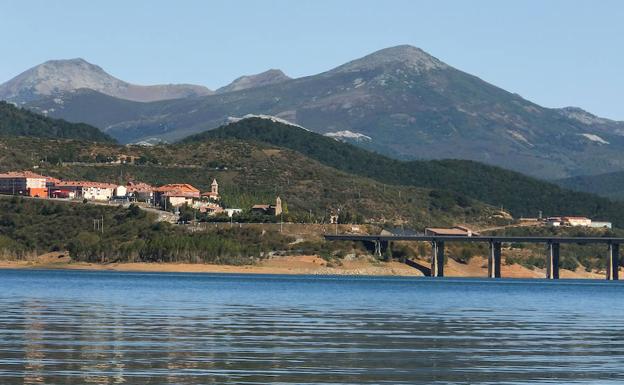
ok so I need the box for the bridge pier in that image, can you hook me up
[488,241,502,278]
[373,240,389,260]
[546,242,560,279]
[374,240,382,258]
[607,243,619,281]
[431,241,445,277]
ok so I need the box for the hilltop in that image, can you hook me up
[0,101,115,142]
[13,45,624,179]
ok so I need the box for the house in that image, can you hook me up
[562,216,592,227]
[425,226,478,237]
[193,201,224,215]
[114,185,127,198]
[154,183,200,208]
[79,182,116,201]
[200,179,220,201]
[126,182,154,202]
[251,196,283,216]
[546,217,562,227]
[49,189,76,199]
[53,181,116,201]
[224,208,242,217]
[589,221,612,229]
[0,171,48,197]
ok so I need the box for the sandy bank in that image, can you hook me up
[0,255,423,276]
[0,254,617,279]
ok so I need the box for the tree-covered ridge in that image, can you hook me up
[183,117,624,227]
[0,101,115,142]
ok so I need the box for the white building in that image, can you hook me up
[224,208,242,217]
[114,185,127,197]
[53,181,116,201]
[562,216,592,227]
[590,221,612,229]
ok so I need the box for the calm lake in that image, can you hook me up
[0,269,623,384]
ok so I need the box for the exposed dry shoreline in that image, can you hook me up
[0,255,615,279]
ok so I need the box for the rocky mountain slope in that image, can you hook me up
[8,46,624,179]
[0,58,213,103]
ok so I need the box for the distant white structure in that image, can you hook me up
[590,221,612,229]
[546,216,609,228]
[224,208,242,217]
[563,216,592,227]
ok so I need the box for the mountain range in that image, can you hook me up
[3,46,624,179]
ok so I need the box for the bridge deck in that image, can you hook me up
[324,234,624,244]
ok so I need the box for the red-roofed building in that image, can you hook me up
[0,171,48,197]
[52,180,117,201]
[126,181,154,202]
[251,197,283,216]
[154,183,200,208]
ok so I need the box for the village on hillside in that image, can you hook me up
[0,170,613,231]
[0,170,284,221]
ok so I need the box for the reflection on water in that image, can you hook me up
[0,270,623,384]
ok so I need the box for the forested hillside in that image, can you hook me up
[0,101,115,142]
[555,171,624,201]
[0,197,322,263]
[184,118,624,226]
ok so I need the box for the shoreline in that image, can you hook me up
[0,255,614,279]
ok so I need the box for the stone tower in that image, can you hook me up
[211,179,218,195]
[274,196,282,216]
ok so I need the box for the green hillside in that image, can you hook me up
[0,196,306,264]
[183,117,624,227]
[0,101,115,142]
[0,136,500,230]
[556,171,624,201]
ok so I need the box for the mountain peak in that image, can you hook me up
[0,58,212,103]
[216,69,291,93]
[329,45,448,73]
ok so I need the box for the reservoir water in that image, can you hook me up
[0,269,623,384]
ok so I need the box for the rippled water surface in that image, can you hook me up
[1,270,624,384]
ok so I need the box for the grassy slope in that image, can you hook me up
[182,118,624,227]
[0,101,115,142]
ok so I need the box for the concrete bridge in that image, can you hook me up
[324,235,623,280]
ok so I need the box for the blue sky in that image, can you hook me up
[1,0,623,119]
